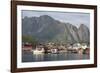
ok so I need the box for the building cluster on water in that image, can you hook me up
[22,42,90,54]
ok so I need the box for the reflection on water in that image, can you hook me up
[22,52,89,62]
[34,54,44,61]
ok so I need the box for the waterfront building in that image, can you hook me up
[77,48,84,54]
[22,42,32,51]
[84,48,90,54]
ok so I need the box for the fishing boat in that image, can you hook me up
[33,46,45,54]
[51,49,58,54]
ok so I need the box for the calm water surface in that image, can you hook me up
[22,52,89,62]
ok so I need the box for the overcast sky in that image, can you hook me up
[22,10,90,28]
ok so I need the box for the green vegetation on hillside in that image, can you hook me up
[22,35,38,46]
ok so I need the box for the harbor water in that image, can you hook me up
[22,52,90,62]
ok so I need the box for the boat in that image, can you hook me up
[33,47,45,54]
[51,49,58,54]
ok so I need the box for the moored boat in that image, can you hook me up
[51,49,58,54]
[33,46,45,54]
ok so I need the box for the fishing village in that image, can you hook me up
[22,42,90,55]
[22,14,90,62]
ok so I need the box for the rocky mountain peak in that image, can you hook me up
[22,15,90,44]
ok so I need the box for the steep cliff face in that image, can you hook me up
[22,15,90,43]
[78,24,90,43]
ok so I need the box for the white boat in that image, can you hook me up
[33,48,44,54]
[51,49,58,54]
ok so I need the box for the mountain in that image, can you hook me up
[22,15,90,44]
[78,24,90,43]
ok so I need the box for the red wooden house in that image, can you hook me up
[22,43,32,51]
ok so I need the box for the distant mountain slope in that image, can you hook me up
[22,15,90,44]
